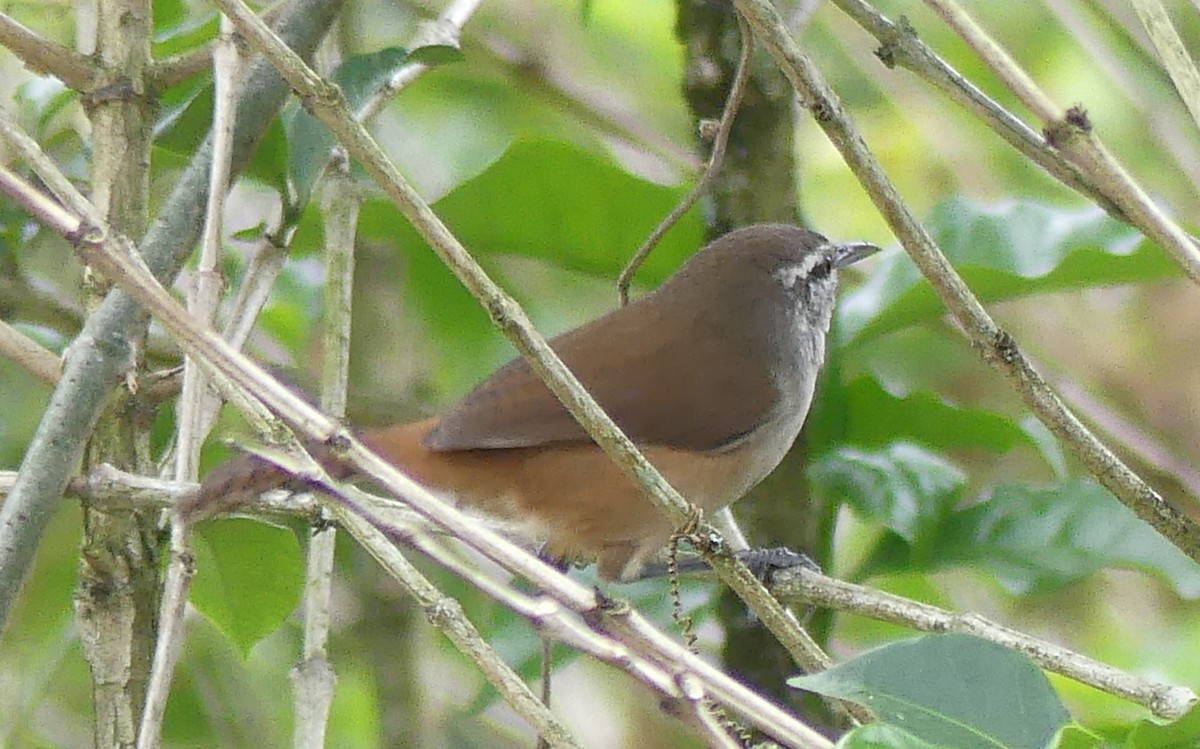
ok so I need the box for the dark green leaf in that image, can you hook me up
[191,519,303,655]
[355,139,705,393]
[809,443,964,543]
[156,84,288,195]
[839,376,1038,455]
[790,634,1070,749]
[406,44,464,66]
[249,113,290,195]
[155,84,214,157]
[231,221,268,241]
[335,48,412,108]
[287,47,410,206]
[839,198,1177,345]
[836,724,956,749]
[940,480,1200,596]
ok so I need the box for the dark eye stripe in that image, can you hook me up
[810,257,833,279]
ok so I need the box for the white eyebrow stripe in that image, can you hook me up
[772,252,825,289]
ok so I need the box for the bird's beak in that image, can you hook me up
[830,240,881,269]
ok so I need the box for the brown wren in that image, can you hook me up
[193,224,879,580]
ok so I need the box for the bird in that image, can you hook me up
[190,224,878,580]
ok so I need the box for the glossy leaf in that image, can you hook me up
[940,480,1200,597]
[838,376,1038,455]
[809,443,964,543]
[839,198,1177,345]
[354,139,705,393]
[156,83,290,195]
[790,634,1070,749]
[287,47,411,205]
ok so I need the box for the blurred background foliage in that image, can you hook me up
[3,0,1200,746]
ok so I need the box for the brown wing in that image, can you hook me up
[424,290,779,453]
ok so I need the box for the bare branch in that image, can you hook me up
[771,566,1198,720]
[617,13,754,305]
[291,153,360,749]
[732,0,1200,565]
[0,12,94,91]
[139,18,245,748]
[830,0,1127,219]
[0,318,61,385]
[920,0,1200,285]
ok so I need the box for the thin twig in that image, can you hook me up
[829,0,1127,220]
[1129,0,1200,134]
[291,153,359,749]
[1040,0,1200,190]
[176,16,240,485]
[617,12,754,305]
[148,0,289,89]
[0,104,104,226]
[1050,376,1200,499]
[770,566,1197,720]
[138,21,243,748]
[0,164,80,233]
[920,0,1200,285]
[354,0,483,122]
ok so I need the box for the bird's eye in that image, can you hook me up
[811,257,833,279]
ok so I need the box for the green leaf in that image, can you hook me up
[1018,415,1069,480]
[355,139,705,394]
[155,81,289,195]
[1047,724,1102,749]
[191,519,303,655]
[336,47,413,107]
[152,10,218,58]
[836,724,956,749]
[152,0,187,31]
[231,220,268,241]
[287,47,410,206]
[790,634,1070,749]
[155,84,214,157]
[1127,702,1200,749]
[406,43,464,66]
[839,197,1178,345]
[940,479,1200,596]
[809,443,964,543]
[427,139,704,283]
[839,376,1038,455]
